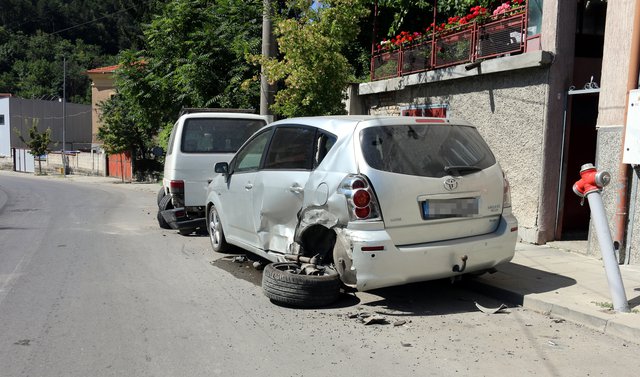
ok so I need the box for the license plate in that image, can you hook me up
[421,198,478,219]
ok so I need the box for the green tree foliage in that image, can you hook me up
[259,0,369,118]
[0,0,161,103]
[100,0,264,153]
[17,119,52,175]
[0,28,106,103]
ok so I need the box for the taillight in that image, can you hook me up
[353,189,370,207]
[502,172,512,209]
[169,180,184,195]
[338,175,381,221]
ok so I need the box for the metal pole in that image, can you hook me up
[586,191,630,312]
[62,56,67,176]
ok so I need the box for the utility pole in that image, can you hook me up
[62,56,67,176]
[260,0,276,118]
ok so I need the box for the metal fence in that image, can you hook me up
[370,10,529,81]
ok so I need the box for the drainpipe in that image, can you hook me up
[614,0,640,261]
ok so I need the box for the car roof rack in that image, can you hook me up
[179,108,256,116]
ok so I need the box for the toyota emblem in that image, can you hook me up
[443,177,458,191]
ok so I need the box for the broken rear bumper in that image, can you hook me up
[348,214,518,291]
[161,207,206,231]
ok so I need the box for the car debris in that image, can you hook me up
[233,255,248,263]
[363,316,388,325]
[475,302,508,314]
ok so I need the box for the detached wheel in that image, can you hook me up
[157,194,173,229]
[262,262,341,308]
[208,205,229,252]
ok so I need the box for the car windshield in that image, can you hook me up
[360,124,496,178]
[181,118,266,153]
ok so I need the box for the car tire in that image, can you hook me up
[208,205,229,253]
[156,187,165,206]
[157,194,173,229]
[262,262,341,308]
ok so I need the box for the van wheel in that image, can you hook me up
[157,194,173,229]
[156,187,165,206]
[262,263,341,308]
[208,205,229,252]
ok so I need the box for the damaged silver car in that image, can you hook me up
[206,116,518,307]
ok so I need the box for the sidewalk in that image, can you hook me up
[472,242,640,344]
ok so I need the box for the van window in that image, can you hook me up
[181,118,265,153]
[360,124,496,178]
[166,122,178,155]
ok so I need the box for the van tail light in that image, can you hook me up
[169,180,185,197]
[502,171,512,209]
[169,180,185,207]
[338,175,382,221]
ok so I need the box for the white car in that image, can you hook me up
[206,116,518,307]
[157,110,268,235]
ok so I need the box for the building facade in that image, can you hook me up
[349,0,640,264]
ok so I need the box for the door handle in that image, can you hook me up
[245,183,253,190]
[289,185,303,194]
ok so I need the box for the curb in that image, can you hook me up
[469,279,640,345]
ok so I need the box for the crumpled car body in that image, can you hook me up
[206,115,518,291]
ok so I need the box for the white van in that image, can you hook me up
[158,109,269,235]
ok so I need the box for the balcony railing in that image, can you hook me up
[370,10,529,81]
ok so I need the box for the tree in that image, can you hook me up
[17,119,52,175]
[259,0,370,118]
[100,0,264,156]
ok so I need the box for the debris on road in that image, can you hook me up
[475,302,508,314]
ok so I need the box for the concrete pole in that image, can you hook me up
[260,0,275,117]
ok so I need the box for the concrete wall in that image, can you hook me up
[593,0,639,264]
[45,151,107,176]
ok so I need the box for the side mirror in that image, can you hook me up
[215,162,229,175]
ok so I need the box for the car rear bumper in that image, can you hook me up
[161,207,206,230]
[348,214,518,291]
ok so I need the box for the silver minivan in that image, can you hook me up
[206,116,518,307]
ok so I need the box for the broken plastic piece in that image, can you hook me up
[475,302,508,314]
[363,316,387,325]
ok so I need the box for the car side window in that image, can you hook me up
[263,126,315,170]
[233,129,272,173]
[313,131,336,168]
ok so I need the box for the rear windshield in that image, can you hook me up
[181,118,266,153]
[360,124,496,178]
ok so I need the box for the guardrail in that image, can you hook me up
[370,10,529,81]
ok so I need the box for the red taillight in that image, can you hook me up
[353,189,370,207]
[338,174,381,221]
[170,180,184,190]
[169,180,184,195]
[352,179,366,189]
[355,206,371,218]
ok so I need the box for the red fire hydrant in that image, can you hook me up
[572,163,611,197]
[572,163,629,312]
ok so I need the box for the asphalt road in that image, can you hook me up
[0,171,638,377]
